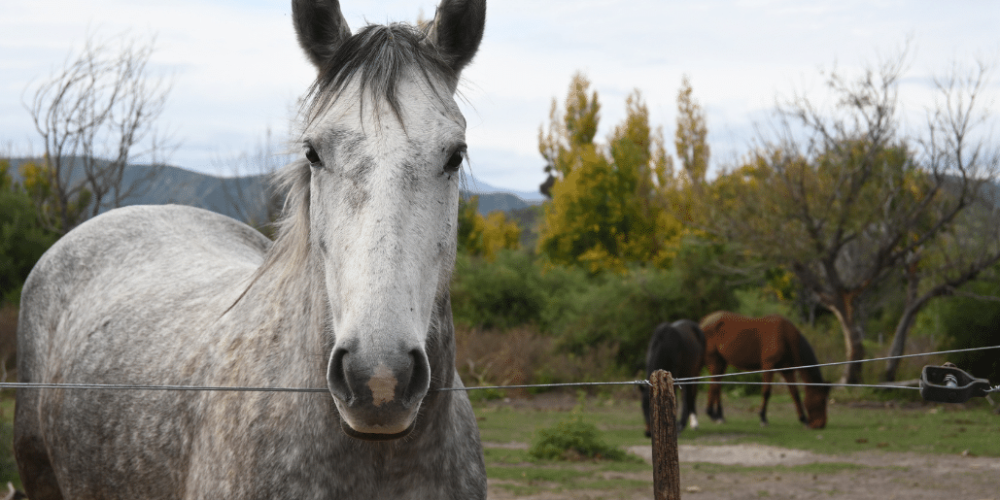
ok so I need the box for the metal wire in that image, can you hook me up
[676,344,1000,383]
[436,380,648,392]
[674,380,921,391]
[0,344,995,394]
[0,382,327,393]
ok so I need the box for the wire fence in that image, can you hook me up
[1,344,997,395]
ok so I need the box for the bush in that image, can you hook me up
[451,250,547,330]
[528,417,634,461]
[0,183,58,305]
[924,279,1000,383]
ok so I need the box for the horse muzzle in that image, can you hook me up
[326,340,431,440]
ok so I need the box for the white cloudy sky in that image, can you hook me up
[2,0,998,196]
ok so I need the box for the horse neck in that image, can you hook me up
[793,334,825,384]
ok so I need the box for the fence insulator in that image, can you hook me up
[650,369,681,500]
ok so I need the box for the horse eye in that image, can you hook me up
[444,150,464,173]
[305,146,322,167]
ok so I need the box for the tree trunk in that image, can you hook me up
[883,261,922,382]
[829,305,866,385]
[882,304,920,382]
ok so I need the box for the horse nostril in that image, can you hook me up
[403,349,430,405]
[327,346,353,403]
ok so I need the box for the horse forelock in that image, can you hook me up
[303,23,457,128]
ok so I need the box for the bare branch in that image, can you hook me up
[23,32,173,233]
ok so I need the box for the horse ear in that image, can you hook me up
[423,0,486,75]
[292,0,352,70]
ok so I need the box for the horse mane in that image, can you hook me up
[222,158,312,315]
[796,333,825,383]
[303,22,457,127]
[699,311,727,330]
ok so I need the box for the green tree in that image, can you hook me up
[19,159,91,234]
[0,159,59,304]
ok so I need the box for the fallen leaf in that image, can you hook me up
[856,438,868,444]
[685,485,702,493]
[877,442,889,448]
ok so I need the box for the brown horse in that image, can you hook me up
[700,312,829,429]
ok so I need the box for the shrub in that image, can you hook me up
[924,279,1000,383]
[451,250,546,330]
[528,417,635,461]
[549,266,693,371]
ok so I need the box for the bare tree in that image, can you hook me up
[881,62,1000,381]
[698,54,999,384]
[26,33,172,233]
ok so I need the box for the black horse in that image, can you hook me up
[640,319,706,436]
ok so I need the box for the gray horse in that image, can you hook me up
[14,1,488,498]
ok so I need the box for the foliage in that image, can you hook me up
[924,278,1000,382]
[537,73,679,273]
[528,416,633,461]
[675,75,710,187]
[18,159,91,234]
[549,255,736,371]
[452,235,738,371]
[457,195,521,261]
[451,250,549,330]
[694,56,1000,384]
[0,160,59,305]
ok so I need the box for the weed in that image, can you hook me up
[528,416,638,462]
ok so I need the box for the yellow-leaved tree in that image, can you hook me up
[457,195,521,261]
[537,73,680,273]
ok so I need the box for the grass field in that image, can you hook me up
[475,389,999,498]
[0,389,995,497]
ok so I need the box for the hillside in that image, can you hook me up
[5,158,539,224]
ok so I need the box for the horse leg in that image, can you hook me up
[759,371,774,427]
[640,386,652,437]
[683,382,699,430]
[13,432,64,500]
[705,357,726,423]
[781,370,807,424]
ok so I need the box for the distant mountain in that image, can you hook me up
[460,176,545,203]
[5,158,542,224]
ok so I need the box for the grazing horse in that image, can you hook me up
[700,312,829,429]
[640,320,706,436]
[14,1,489,498]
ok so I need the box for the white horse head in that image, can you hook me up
[291,0,485,440]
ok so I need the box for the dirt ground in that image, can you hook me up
[486,440,1000,500]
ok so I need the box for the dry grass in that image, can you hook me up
[0,305,15,382]
[454,325,629,397]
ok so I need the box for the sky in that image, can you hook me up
[2,1,999,198]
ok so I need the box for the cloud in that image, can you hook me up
[2,0,998,190]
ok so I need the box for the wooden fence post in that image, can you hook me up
[650,369,681,500]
